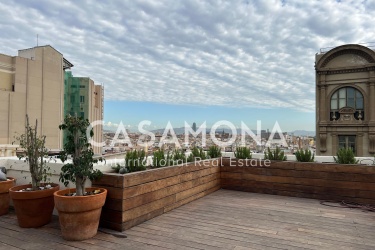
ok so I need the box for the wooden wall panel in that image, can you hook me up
[221,159,375,206]
[93,159,221,231]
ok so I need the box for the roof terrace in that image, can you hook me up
[1,189,374,249]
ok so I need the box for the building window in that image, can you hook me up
[80,96,85,103]
[80,85,85,88]
[80,112,84,118]
[338,135,356,153]
[330,87,364,121]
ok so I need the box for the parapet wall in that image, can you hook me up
[3,156,374,232]
[221,158,375,205]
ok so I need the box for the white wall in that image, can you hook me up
[0,157,121,188]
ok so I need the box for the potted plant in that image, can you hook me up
[207,145,222,159]
[9,115,59,227]
[187,147,206,162]
[54,115,107,241]
[152,149,170,168]
[333,147,358,164]
[295,148,315,162]
[125,149,147,172]
[0,168,15,216]
[264,146,287,161]
[234,146,252,159]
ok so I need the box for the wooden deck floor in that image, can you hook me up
[1,189,375,250]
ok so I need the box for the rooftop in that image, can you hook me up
[1,189,374,249]
[319,42,375,54]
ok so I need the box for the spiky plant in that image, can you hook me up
[125,149,147,172]
[234,147,252,159]
[264,146,287,161]
[295,149,314,162]
[333,148,358,164]
[207,145,222,158]
[187,147,206,162]
[172,149,186,165]
[152,149,170,168]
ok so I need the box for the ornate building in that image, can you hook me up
[316,44,375,156]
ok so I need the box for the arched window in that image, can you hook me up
[330,87,364,121]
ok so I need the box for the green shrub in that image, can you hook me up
[187,147,206,162]
[172,149,186,165]
[334,148,358,164]
[125,150,147,172]
[264,146,287,161]
[295,149,314,162]
[234,147,252,159]
[152,149,170,168]
[207,145,221,158]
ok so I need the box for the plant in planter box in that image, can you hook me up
[207,145,222,158]
[234,147,252,159]
[54,115,107,241]
[295,149,315,162]
[152,149,171,168]
[171,149,187,165]
[0,168,15,216]
[264,146,287,161]
[333,148,358,164]
[125,149,147,172]
[9,115,59,227]
[187,147,206,162]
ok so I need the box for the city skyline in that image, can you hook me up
[1,1,374,132]
[104,100,317,132]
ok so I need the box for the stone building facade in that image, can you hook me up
[0,45,103,155]
[316,44,375,157]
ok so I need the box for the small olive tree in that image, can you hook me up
[15,115,50,190]
[58,115,102,196]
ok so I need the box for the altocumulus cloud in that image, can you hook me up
[1,0,374,112]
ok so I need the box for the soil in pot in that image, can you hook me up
[54,187,107,241]
[9,183,59,227]
[0,177,16,216]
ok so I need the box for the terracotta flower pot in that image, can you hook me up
[9,183,59,227]
[54,187,107,241]
[0,177,16,216]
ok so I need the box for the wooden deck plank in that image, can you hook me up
[1,189,375,250]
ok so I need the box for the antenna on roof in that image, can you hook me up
[36,34,38,47]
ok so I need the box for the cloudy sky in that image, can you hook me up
[1,0,374,132]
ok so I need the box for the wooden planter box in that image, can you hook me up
[221,158,375,205]
[94,157,375,231]
[93,159,221,231]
